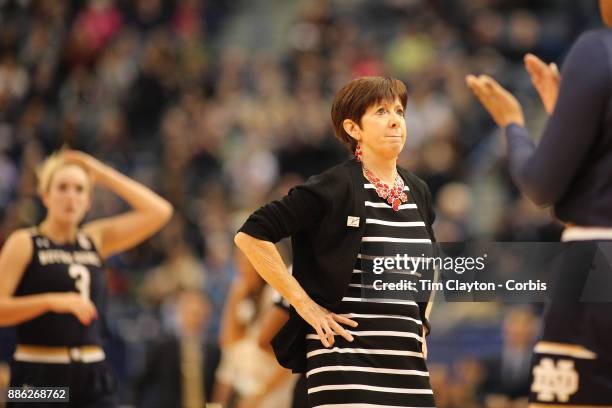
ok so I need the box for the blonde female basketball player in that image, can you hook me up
[0,150,173,407]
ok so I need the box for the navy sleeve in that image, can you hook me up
[504,31,611,206]
[238,177,328,243]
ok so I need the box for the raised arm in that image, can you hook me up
[505,32,610,206]
[467,31,610,207]
[64,150,173,258]
[0,230,97,326]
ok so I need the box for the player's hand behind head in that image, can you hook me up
[62,150,103,184]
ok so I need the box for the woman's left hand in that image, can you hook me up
[466,74,525,128]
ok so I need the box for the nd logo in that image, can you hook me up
[531,358,579,402]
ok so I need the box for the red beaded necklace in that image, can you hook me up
[362,166,408,211]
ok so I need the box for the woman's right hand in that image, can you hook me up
[295,299,358,348]
[46,293,98,325]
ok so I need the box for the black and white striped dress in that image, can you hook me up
[305,177,436,408]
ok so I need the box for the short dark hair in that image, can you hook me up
[331,77,408,151]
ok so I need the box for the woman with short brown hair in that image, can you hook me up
[236,76,437,407]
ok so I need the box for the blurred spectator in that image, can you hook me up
[135,289,220,408]
[434,182,472,241]
[202,231,236,340]
[0,53,28,105]
[478,307,539,403]
[65,0,123,66]
[213,253,295,408]
[140,216,205,305]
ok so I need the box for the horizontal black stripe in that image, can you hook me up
[333,300,419,316]
[344,285,419,303]
[362,206,424,223]
[348,272,422,286]
[307,351,426,372]
[306,334,422,352]
[309,314,422,334]
[307,369,431,390]
[363,189,412,202]
[359,242,434,258]
[353,271,427,285]
[308,387,436,407]
[363,224,431,240]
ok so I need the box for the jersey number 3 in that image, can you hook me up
[68,264,91,299]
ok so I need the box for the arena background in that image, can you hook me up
[0,0,603,407]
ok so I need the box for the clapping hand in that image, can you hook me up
[524,53,560,114]
[466,74,525,128]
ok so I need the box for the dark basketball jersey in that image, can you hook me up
[14,228,106,346]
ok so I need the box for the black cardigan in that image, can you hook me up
[239,157,436,372]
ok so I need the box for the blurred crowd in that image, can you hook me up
[0,0,604,407]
